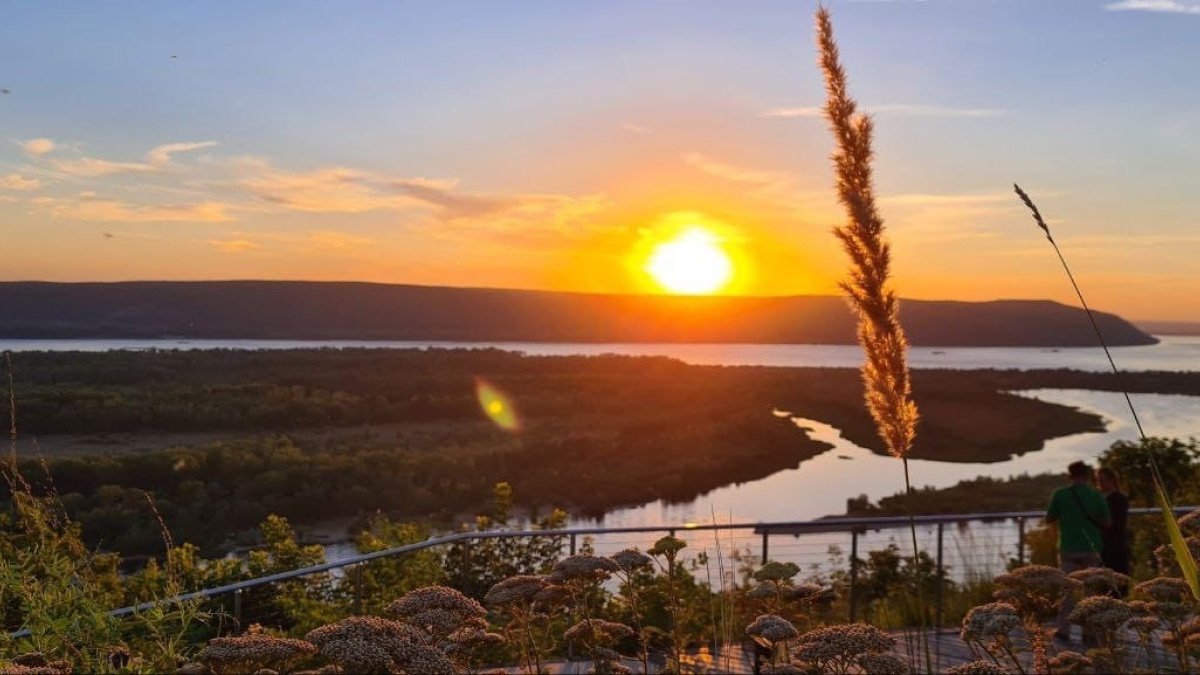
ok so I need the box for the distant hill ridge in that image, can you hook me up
[0,281,1157,347]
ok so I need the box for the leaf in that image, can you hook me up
[1154,474,1200,601]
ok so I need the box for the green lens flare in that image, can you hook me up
[476,378,521,432]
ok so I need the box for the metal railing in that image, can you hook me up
[8,506,1195,640]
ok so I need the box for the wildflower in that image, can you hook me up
[1068,566,1130,597]
[1,655,73,675]
[745,615,799,643]
[648,535,687,558]
[1127,616,1161,634]
[1135,577,1191,603]
[786,583,839,605]
[548,555,619,584]
[305,616,438,674]
[532,584,571,607]
[385,585,487,642]
[793,623,895,663]
[748,582,775,599]
[754,562,801,582]
[960,602,1021,640]
[993,565,1079,617]
[855,652,910,674]
[1154,537,1200,577]
[944,661,1011,674]
[484,575,545,606]
[1068,596,1132,631]
[610,548,652,572]
[1149,600,1191,622]
[1177,507,1200,536]
[563,619,634,645]
[1047,650,1093,674]
[197,635,318,674]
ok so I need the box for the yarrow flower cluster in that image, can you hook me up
[944,660,1011,675]
[792,623,895,663]
[563,619,634,646]
[785,583,838,605]
[1155,537,1200,578]
[1177,507,1200,536]
[1047,650,1093,675]
[548,555,620,584]
[854,652,910,675]
[1068,566,1130,597]
[754,562,801,583]
[609,549,652,572]
[385,585,487,642]
[196,635,318,674]
[483,575,545,606]
[305,616,443,674]
[0,654,74,675]
[960,602,1021,640]
[745,615,799,643]
[993,565,1079,617]
[1135,577,1192,603]
[1068,595,1132,631]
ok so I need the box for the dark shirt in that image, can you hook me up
[1102,491,1131,575]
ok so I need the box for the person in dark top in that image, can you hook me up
[1097,466,1131,580]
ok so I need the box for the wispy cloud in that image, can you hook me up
[621,122,653,135]
[1104,0,1200,13]
[32,191,234,223]
[0,173,40,191]
[48,141,217,176]
[20,138,55,157]
[233,159,427,213]
[761,104,1004,118]
[681,151,831,213]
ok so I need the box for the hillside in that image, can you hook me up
[0,280,1157,347]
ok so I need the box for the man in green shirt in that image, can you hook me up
[1045,460,1111,642]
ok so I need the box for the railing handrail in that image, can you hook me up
[8,506,1195,638]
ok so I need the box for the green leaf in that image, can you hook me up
[1154,474,1200,601]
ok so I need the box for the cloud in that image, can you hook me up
[0,174,40,191]
[0,195,19,203]
[621,123,653,135]
[681,152,832,214]
[761,104,1004,118]
[205,238,260,253]
[48,140,217,176]
[681,152,794,187]
[32,191,234,223]
[1104,0,1200,13]
[20,138,55,156]
[146,141,218,166]
[234,159,427,213]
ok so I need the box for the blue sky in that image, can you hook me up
[2,0,1199,320]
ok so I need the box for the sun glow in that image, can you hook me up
[645,227,734,295]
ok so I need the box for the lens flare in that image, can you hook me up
[476,377,521,432]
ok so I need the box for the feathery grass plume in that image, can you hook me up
[816,8,918,461]
[817,9,929,670]
[1014,184,1200,602]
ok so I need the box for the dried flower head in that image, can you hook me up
[793,623,895,663]
[305,616,436,674]
[1155,537,1200,577]
[563,619,635,646]
[944,661,1011,675]
[994,565,1079,617]
[648,535,687,559]
[548,555,619,584]
[961,602,1021,641]
[855,652,910,675]
[1068,566,1131,597]
[484,575,545,606]
[1068,596,1132,631]
[745,614,800,643]
[1047,650,1093,674]
[610,549,652,572]
[1135,577,1192,603]
[1178,507,1200,536]
[1127,616,1161,634]
[754,562,801,583]
[197,635,317,675]
[385,585,487,642]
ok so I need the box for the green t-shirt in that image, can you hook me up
[1047,483,1111,554]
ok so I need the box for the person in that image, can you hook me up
[1097,466,1131,580]
[1045,460,1111,642]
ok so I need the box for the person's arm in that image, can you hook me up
[1046,490,1060,525]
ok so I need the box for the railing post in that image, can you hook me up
[1017,517,1026,566]
[570,533,577,556]
[233,589,243,629]
[668,528,676,539]
[935,523,945,630]
[353,563,364,615]
[761,529,769,565]
[849,529,859,623]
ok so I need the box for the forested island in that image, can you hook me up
[0,280,1157,346]
[5,348,1199,556]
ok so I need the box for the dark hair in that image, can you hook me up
[1068,461,1091,479]
[1098,466,1121,489]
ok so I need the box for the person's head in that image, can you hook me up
[1068,461,1091,482]
[1097,466,1121,493]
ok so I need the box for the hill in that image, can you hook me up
[0,280,1157,347]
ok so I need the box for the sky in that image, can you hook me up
[2,0,1199,321]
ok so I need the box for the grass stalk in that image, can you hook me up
[1015,184,1200,601]
[815,6,930,670]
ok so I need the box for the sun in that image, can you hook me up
[645,227,734,295]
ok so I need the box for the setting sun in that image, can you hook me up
[645,227,734,295]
